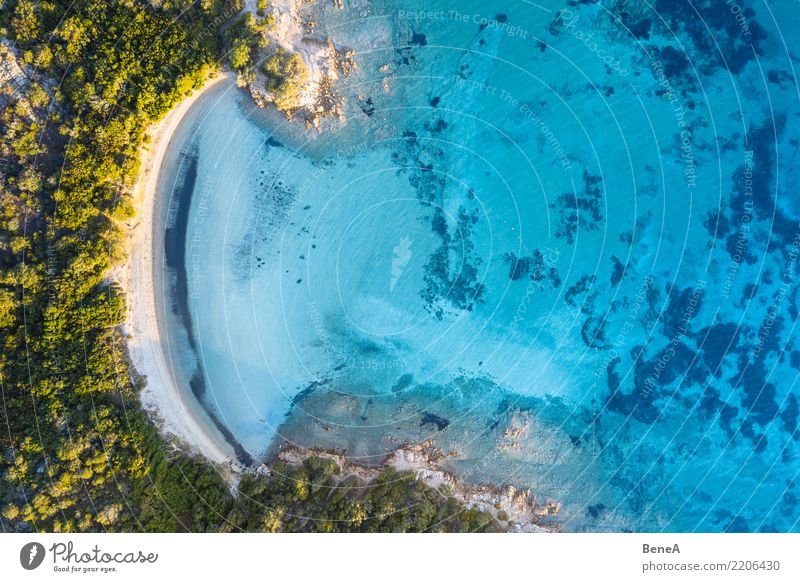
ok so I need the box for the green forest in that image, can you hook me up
[0,0,499,532]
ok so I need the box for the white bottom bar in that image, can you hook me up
[1,534,797,581]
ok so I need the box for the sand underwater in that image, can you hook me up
[158,0,800,531]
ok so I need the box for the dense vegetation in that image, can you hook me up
[222,8,310,113]
[0,0,499,532]
[261,47,309,112]
[223,10,272,80]
[138,457,502,533]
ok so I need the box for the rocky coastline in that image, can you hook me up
[234,0,356,128]
[273,441,562,532]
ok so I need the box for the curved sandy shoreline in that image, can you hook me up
[116,70,560,532]
[122,73,240,468]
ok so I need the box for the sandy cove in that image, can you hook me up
[120,72,241,470]
[117,72,561,532]
[118,0,359,470]
[114,5,561,529]
[119,0,340,473]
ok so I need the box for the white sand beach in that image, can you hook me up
[121,73,240,468]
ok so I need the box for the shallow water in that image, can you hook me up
[164,0,800,531]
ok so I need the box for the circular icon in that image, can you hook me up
[20,542,46,570]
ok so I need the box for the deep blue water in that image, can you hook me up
[169,0,800,531]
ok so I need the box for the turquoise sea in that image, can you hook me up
[162,0,800,531]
